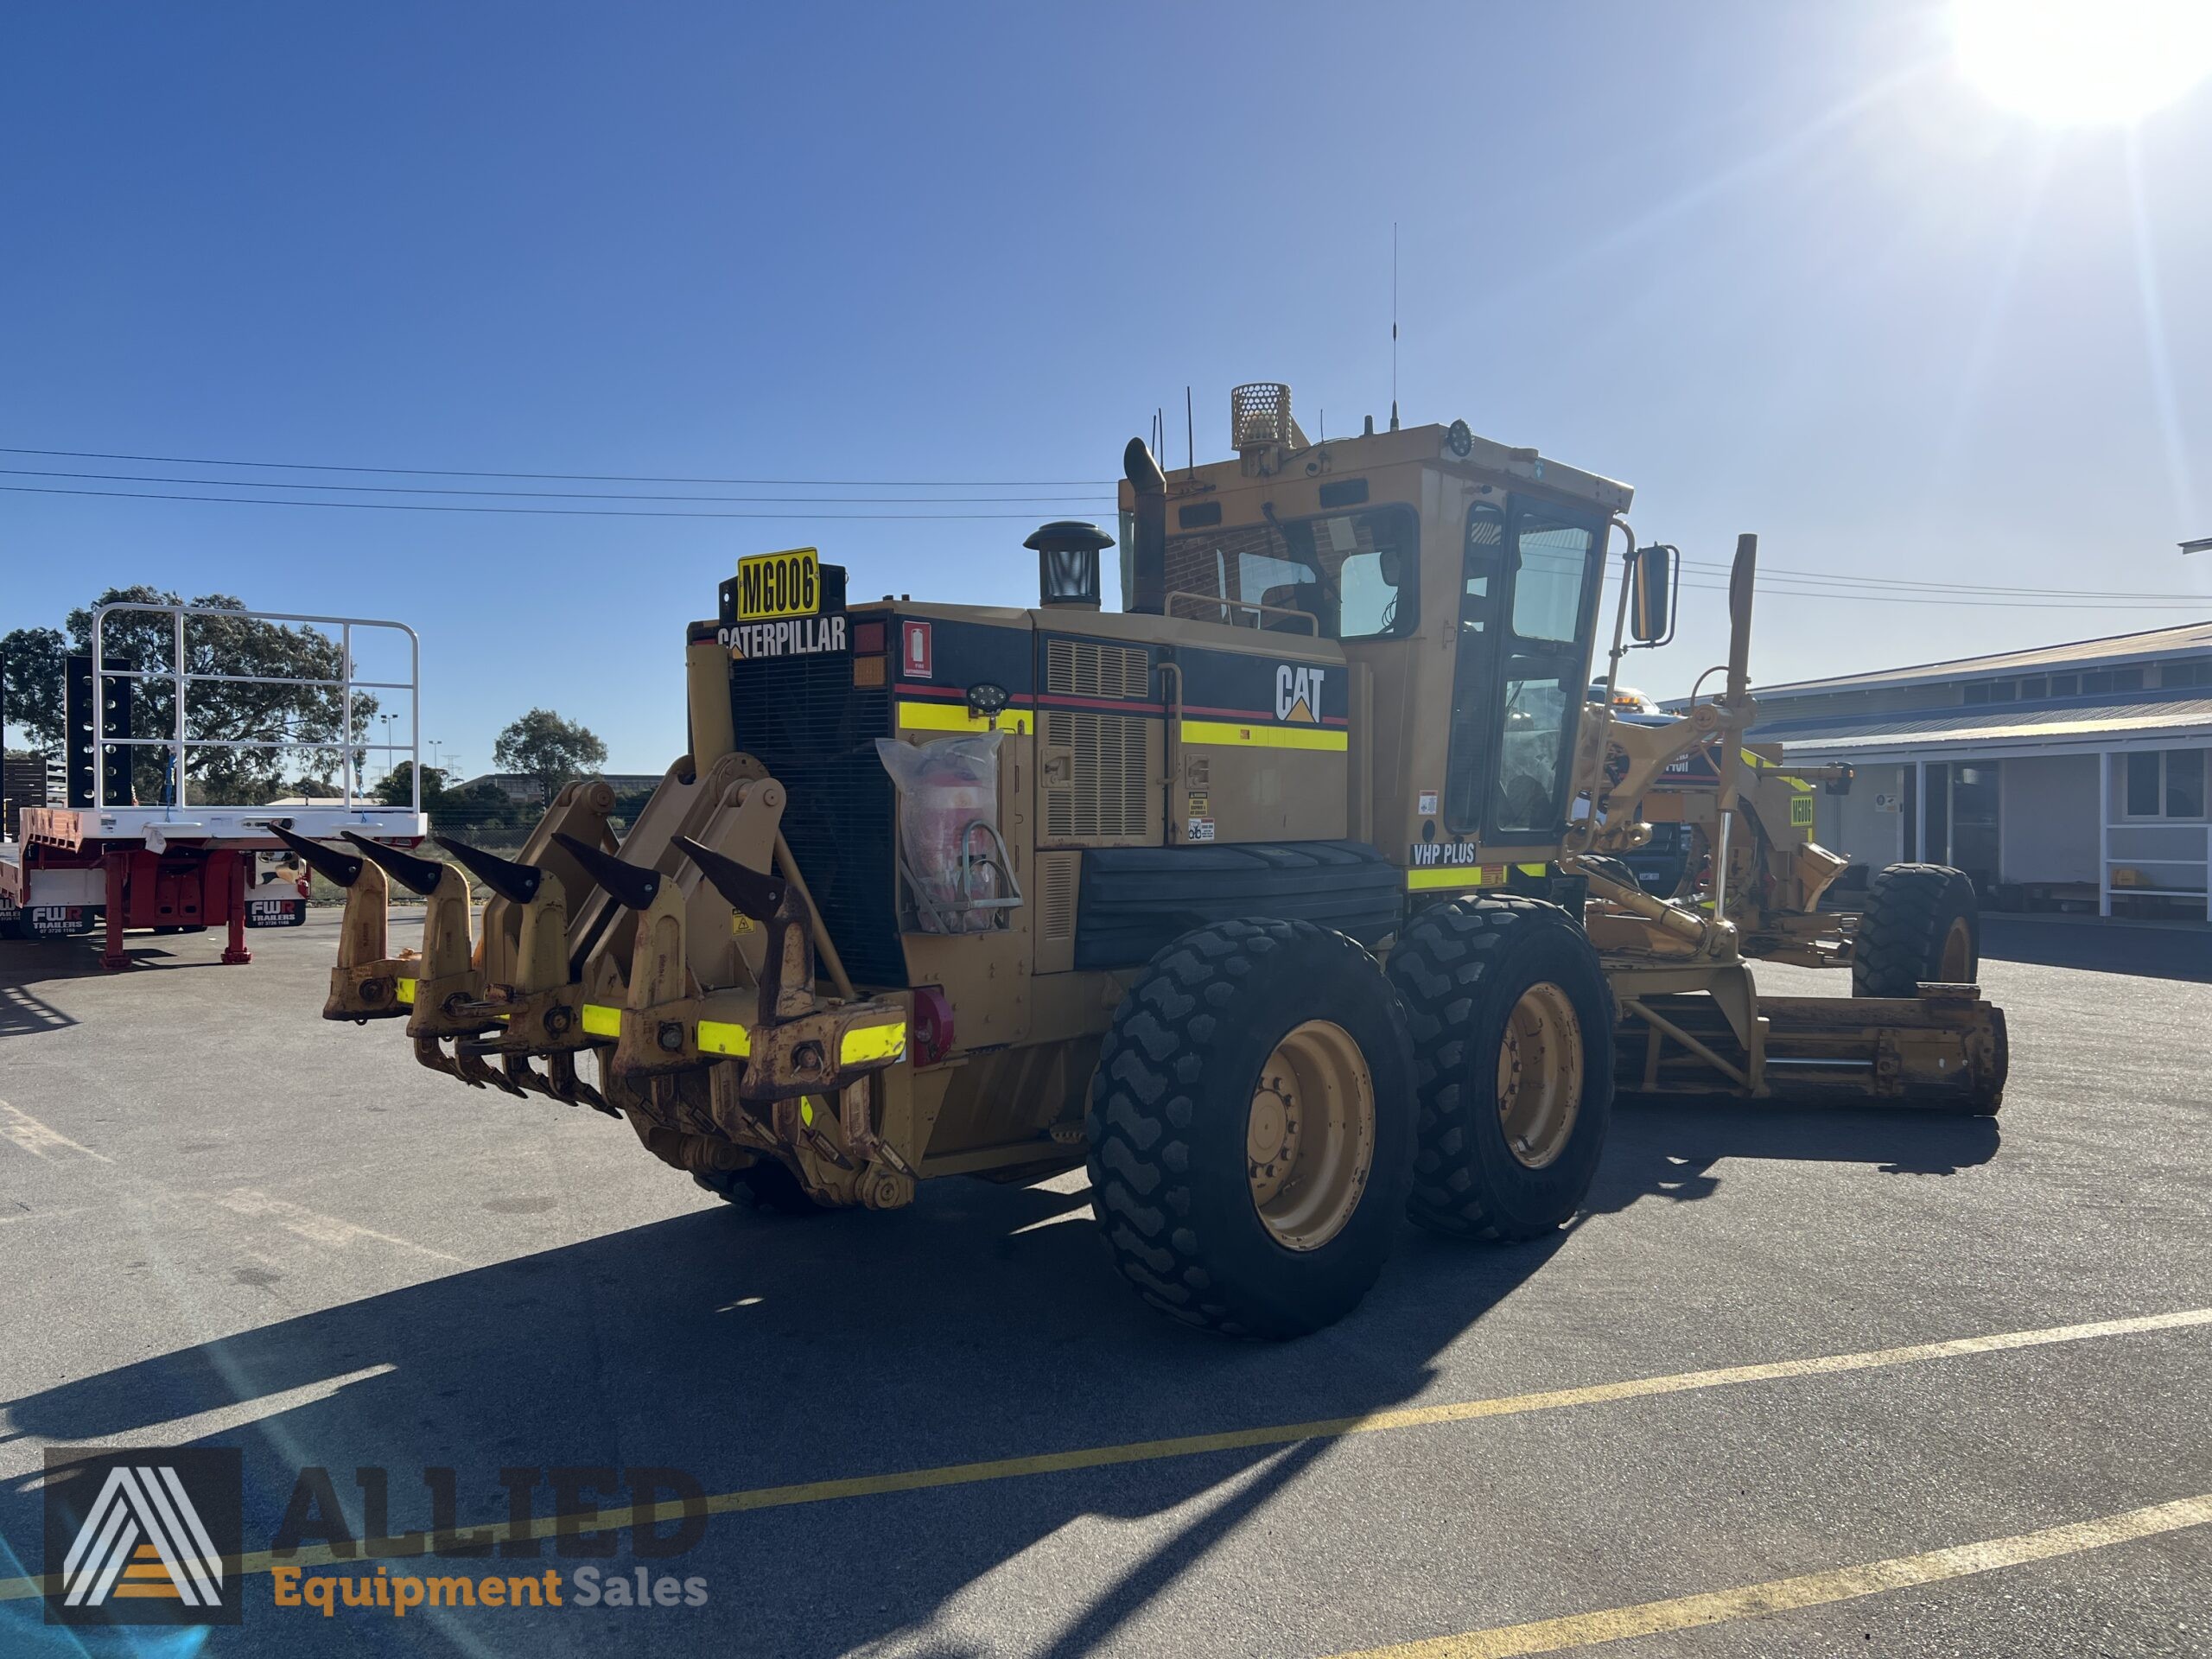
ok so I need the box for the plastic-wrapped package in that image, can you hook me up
[874,733,1005,932]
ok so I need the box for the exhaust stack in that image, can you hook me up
[1122,438,1166,614]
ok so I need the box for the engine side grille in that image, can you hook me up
[727,651,904,988]
[1042,709,1148,842]
[1039,852,1079,944]
[1046,639,1148,701]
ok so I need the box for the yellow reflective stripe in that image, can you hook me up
[1406,862,1549,892]
[697,1020,751,1058]
[580,1003,621,1039]
[839,1022,907,1065]
[898,700,1033,735]
[1179,719,1348,752]
[395,977,416,1005]
[1741,747,1814,791]
[1407,867,1499,891]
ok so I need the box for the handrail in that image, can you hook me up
[1162,589,1320,634]
[90,602,421,817]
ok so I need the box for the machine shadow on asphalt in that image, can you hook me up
[1594,1100,2002,1206]
[0,1094,2002,1656]
[0,1175,1567,1654]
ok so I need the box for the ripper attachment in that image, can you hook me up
[270,823,363,889]
[341,831,450,899]
[433,834,544,906]
[551,832,662,912]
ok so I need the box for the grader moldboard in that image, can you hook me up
[288,386,2006,1339]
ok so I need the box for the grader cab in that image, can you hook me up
[290,385,2005,1338]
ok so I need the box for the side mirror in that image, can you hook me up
[1630,543,1676,646]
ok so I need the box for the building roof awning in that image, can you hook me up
[1766,695,2212,761]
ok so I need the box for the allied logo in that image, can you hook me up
[1274,664,1325,723]
[44,1447,244,1626]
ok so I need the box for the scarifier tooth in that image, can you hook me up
[341,831,450,898]
[672,834,785,921]
[433,835,544,905]
[551,831,662,911]
[270,823,364,888]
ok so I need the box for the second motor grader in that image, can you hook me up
[285,385,2005,1338]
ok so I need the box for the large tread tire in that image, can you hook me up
[1386,896,1615,1241]
[1853,863,1979,998]
[693,1158,835,1217]
[1575,854,1642,893]
[1085,918,1416,1340]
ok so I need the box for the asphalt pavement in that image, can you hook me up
[0,913,2207,1657]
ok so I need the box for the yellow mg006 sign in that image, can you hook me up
[735,548,820,620]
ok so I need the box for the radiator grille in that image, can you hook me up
[727,652,904,988]
[1043,710,1148,842]
[1046,639,1148,701]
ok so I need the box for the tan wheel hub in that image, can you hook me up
[1246,1019,1376,1252]
[1940,915,1974,982]
[1497,982,1583,1170]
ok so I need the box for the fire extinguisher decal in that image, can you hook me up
[902,622,933,679]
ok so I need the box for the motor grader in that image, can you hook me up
[286,385,2005,1339]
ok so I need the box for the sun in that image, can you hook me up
[1955,0,2212,124]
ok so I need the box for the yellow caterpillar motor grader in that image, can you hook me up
[284,385,2005,1339]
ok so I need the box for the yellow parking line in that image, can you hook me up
[0,1305,2203,1602]
[1325,1493,2212,1658]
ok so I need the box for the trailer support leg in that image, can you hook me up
[100,850,131,972]
[221,850,251,964]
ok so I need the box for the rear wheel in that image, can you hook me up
[1086,918,1415,1339]
[1853,863,1979,997]
[1385,896,1615,1240]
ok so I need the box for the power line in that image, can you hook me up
[1663,575,2203,612]
[1675,555,2196,604]
[0,483,1077,521]
[0,465,1112,505]
[0,444,1116,489]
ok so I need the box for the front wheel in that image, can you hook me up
[1385,896,1615,1241]
[1853,863,1979,997]
[1086,918,1416,1339]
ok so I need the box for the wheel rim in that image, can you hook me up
[1246,1019,1376,1252]
[1497,982,1583,1170]
[1939,916,1974,981]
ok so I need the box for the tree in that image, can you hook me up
[373,762,450,809]
[493,709,607,804]
[0,626,67,750]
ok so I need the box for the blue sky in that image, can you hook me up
[3,3,2207,773]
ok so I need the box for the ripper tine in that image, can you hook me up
[270,823,363,889]
[433,835,544,906]
[551,831,662,912]
[340,831,451,899]
[673,835,786,922]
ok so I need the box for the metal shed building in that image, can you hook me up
[1734,620,2212,919]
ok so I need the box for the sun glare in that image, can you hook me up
[1956,0,2212,124]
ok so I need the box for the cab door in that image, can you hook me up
[1440,495,1606,848]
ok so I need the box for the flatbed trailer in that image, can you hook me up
[1,803,426,968]
[1,601,429,969]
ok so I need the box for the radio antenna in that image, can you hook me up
[1389,222,1400,433]
[1185,385,1193,472]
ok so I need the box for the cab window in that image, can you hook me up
[1443,499,1603,839]
[1162,505,1418,639]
